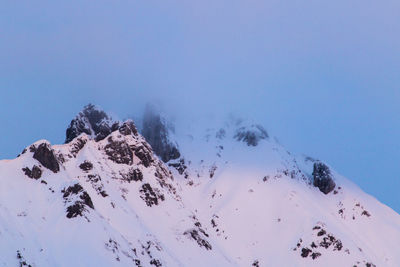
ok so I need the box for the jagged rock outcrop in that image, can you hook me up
[118,120,138,136]
[313,162,336,194]
[22,165,42,179]
[234,124,269,146]
[62,183,94,218]
[65,104,119,143]
[104,137,134,165]
[141,104,180,162]
[31,142,60,173]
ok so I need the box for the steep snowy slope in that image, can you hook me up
[0,106,399,267]
[160,115,400,267]
[0,121,230,267]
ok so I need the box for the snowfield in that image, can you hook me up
[0,105,399,267]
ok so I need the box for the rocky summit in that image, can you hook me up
[0,105,399,267]
[65,104,120,143]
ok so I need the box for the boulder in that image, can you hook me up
[313,162,336,194]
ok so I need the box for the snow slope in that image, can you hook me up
[0,107,399,267]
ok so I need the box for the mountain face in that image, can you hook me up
[1,106,400,267]
[141,104,180,163]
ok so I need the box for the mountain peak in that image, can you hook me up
[65,104,120,143]
[1,105,399,266]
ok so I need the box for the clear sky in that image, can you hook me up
[1,1,399,212]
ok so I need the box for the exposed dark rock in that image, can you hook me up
[296,225,346,260]
[104,137,133,165]
[150,259,162,267]
[62,183,94,218]
[65,104,119,143]
[122,168,143,182]
[70,137,87,157]
[87,174,101,183]
[141,104,180,163]
[62,183,84,198]
[134,144,154,167]
[334,239,343,251]
[32,143,60,173]
[296,239,303,248]
[79,161,93,171]
[361,210,371,217]
[83,174,108,197]
[65,193,94,218]
[168,158,187,175]
[155,161,173,181]
[141,240,163,265]
[139,183,164,207]
[66,202,86,218]
[301,248,312,258]
[311,252,321,259]
[209,164,217,178]
[17,250,32,267]
[80,191,94,209]
[252,260,260,267]
[22,165,42,179]
[183,229,212,250]
[106,238,118,252]
[119,120,138,136]
[18,148,27,157]
[317,229,326,236]
[57,153,66,164]
[313,162,336,194]
[234,125,269,146]
[319,233,342,250]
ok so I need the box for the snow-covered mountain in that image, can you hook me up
[0,104,399,267]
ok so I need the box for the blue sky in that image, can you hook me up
[1,0,399,212]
